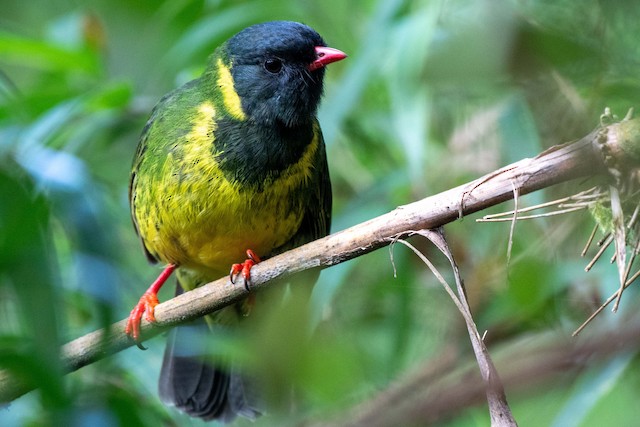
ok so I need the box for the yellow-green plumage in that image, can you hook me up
[128,20,342,421]
[130,57,326,283]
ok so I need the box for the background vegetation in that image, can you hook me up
[2,0,640,425]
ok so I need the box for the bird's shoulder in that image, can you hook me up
[140,79,211,147]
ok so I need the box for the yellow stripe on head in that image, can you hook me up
[216,58,246,121]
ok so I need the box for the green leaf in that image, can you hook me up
[0,32,99,75]
[0,167,65,408]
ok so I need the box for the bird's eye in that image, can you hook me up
[264,58,283,73]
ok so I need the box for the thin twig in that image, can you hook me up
[477,207,586,222]
[557,202,596,208]
[581,224,599,256]
[625,268,640,286]
[597,233,611,246]
[477,187,602,221]
[479,196,573,219]
[507,182,519,266]
[585,234,614,272]
[626,204,640,230]
[573,268,640,336]
[622,237,640,285]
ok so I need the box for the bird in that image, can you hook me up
[126,21,345,421]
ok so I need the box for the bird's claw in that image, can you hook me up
[230,249,261,291]
[125,291,159,349]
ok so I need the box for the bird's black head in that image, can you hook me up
[220,21,345,127]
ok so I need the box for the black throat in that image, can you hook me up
[213,117,315,189]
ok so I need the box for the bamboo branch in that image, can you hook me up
[0,127,606,403]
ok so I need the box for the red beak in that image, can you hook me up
[309,46,347,71]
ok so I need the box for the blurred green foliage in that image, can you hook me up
[1,0,640,426]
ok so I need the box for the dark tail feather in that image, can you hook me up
[158,292,262,421]
[228,365,263,419]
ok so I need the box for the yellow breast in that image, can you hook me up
[133,102,318,277]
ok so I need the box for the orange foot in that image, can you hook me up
[230,249,261,291]
[125,264,176,348]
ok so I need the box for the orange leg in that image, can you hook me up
[125,264,176,347]
[229,249,261,290]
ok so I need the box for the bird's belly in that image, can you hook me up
[183,196,304,273]
[139,180,305,276]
